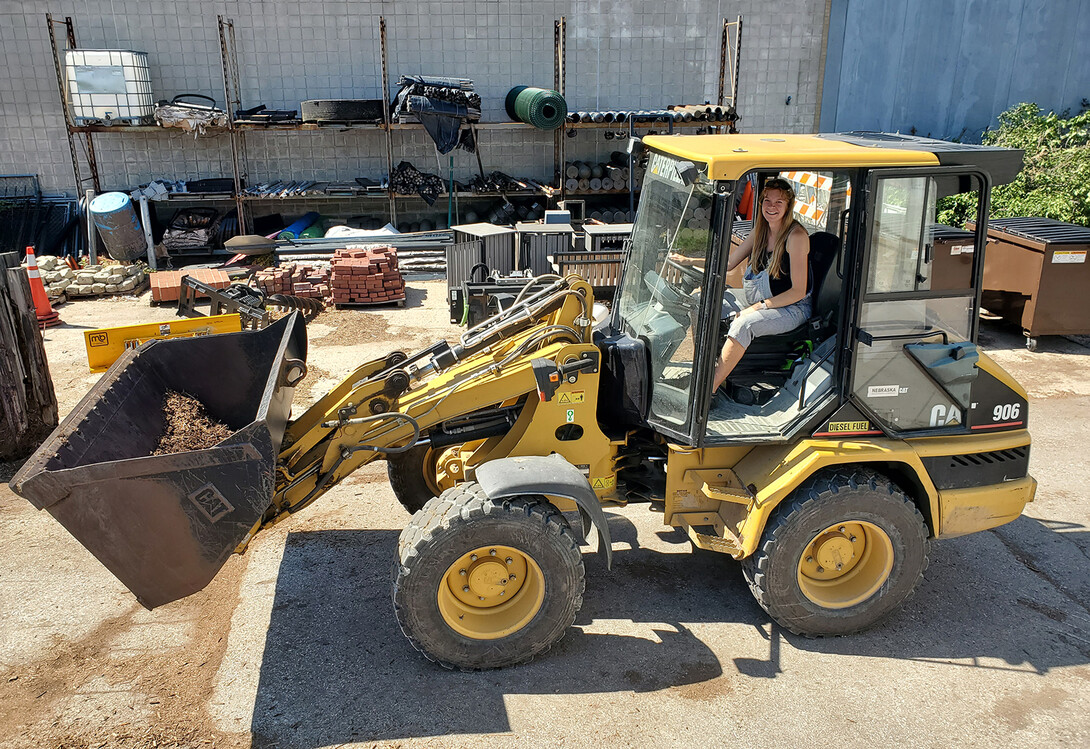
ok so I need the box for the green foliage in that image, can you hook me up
[938,102,1090,227]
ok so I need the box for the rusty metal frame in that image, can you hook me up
[380,16,397,227]
[218,16,249,232]
[554,17,566,193]
[47,14,101,194]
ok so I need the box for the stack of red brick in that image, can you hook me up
[253,263,330,302]
[330,245,405,305]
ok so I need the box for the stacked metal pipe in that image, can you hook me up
[587,209,634,223]
[563,160,643,193]
[565,105,738,124]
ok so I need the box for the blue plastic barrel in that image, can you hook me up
[90,192,147,262]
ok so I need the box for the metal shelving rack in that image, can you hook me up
[47,12,743,237]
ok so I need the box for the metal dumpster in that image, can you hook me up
[928,224,976,291]
[973,217,1090,348]
[9,313,307,608]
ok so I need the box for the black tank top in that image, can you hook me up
[757,228,809,297]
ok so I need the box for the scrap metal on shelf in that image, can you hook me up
[466,171,556,198]
[390,161,445,204]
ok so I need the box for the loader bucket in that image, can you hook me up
[9,312,307,609]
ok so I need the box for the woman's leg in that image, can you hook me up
[713,336,746,391]
[714,300,812,392]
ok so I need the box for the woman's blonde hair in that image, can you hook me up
[749,177,797,279]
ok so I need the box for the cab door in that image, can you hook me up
[849,169,986,433]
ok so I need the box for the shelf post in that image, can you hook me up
[380,17,397,227]
[554,17,566,195]
[219,16,249,232]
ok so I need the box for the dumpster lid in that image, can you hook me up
[929,224,974,241]
[987,217,1090,245]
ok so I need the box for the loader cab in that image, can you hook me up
[608,133,1026,447]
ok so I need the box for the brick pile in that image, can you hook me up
[253,263,330,302]
[330,245,405,305]
[150,269,230,303]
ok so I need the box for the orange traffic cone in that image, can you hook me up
[24,246,61,329]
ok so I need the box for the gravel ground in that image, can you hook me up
[1,277,1088,748]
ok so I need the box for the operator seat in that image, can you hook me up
[724,230,842,379]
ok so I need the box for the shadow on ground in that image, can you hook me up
[250,509,1090,747]
[978,316,1090,355]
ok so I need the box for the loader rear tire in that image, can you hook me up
[387,444,442,514]
[393,483,585,670]
[742,467,929,636]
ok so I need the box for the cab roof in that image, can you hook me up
[641,131,1024,185]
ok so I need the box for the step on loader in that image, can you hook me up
[11,132,1036,669]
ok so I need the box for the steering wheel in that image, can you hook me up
[644,254,703,309]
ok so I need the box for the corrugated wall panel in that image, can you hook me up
[823,0,1090,140]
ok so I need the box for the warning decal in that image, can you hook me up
[1052,250,1087,264]
[558,391,585,404]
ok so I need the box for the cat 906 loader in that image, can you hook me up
[11,132,1036,669]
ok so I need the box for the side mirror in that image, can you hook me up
[676,161,699,186]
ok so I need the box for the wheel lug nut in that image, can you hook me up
[500,591,505,597]
[505,557,513,565]
[817,566,824,573]
[478,596,485,601]
[806,556,813,563]
[462,585,470,593]
[470,554,478,561]
[489,549,497,556]
[850,536,857,542]
[509,574,516,580]
[839,526,846,532]
[459,569,467,576]
[836,563,843,570]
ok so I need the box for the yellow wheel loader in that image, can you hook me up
[11,132,1036,670]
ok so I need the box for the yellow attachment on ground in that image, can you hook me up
[437,544,545,639]
[796,521,894,609]
[642,133,940,181]
[83,313,242,372]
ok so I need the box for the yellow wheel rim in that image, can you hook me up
[796,521,894,609]
[437,545,545,640]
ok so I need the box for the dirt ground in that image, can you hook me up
[1,278,1089,748]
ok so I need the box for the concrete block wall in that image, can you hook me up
[0,0,827,206]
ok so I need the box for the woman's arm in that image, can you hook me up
[726,231,753,272]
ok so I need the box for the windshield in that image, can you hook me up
[614,150,715,437]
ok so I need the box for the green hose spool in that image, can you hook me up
[505,86,567,130]
[298,223,324,239]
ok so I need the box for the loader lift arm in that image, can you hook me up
[266,275,599,526]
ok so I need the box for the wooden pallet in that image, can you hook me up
[333,296,406,309]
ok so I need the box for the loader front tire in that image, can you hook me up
[387,444,442,514]
[742,467,929,636]
[393,483,585,669]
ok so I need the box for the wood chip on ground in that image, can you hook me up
[153,390,234,455]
